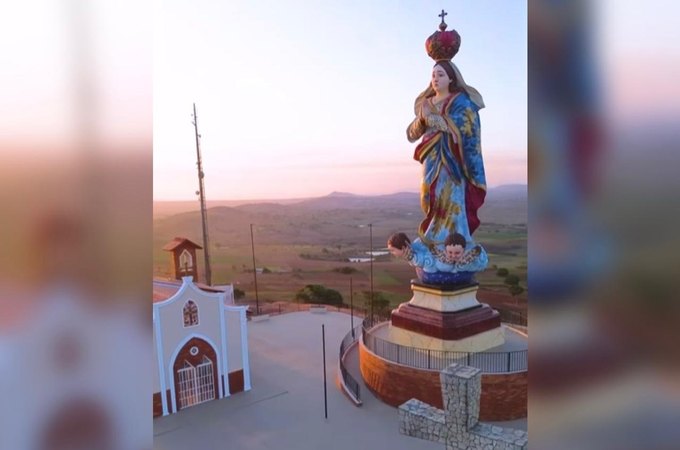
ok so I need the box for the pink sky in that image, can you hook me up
[153,1,528,201]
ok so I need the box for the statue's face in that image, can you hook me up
[431,65,451,93]
[445,244,464,261]
[388,244,405,258]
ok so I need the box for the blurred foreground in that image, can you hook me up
[529,0,680,448]
[0,1,151,449]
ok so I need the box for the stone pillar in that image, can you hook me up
[400,362,527,449]
[440,364,481,449]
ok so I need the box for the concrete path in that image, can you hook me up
[153,311,442,450]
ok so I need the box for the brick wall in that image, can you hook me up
[359,341,526,421]
[153,392,161,417]
[153,390,172,417]
[227,370,244,394]
[479,371,527,421]
[360,342,443,408]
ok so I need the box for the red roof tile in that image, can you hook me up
[162,237,203,251]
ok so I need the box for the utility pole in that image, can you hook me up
[322,324,328,420]
[369,223,374,321]
[350,277,354,338]
[192,103,212,285]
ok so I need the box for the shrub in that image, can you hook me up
[504,274,520,286]
[509,285,524,296]
[362,291,391,315]
[496,268,509,277]
[233,288,245,300]
[294,284,343,306]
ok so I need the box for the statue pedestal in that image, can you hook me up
[388,281,504,352]
[408,282,482,312]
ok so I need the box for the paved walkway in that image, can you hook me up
[153,311,442,450]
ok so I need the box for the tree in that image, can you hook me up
[509,285,524,296]
[504,274,520,286]
[294,284,343,306]
[363,291,391,317]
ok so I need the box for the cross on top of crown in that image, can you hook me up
[438,9,448,31]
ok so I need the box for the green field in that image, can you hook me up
[154,227,526,312]
[154,191,527,312]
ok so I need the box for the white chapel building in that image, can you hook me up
[153,237,251,417]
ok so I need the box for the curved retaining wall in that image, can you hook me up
[359,340,527,421]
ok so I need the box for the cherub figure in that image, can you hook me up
[388,231,486,285]
[441,232,466,264]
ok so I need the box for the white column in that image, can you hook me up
[220,295,230,397]
[154,308,169,416]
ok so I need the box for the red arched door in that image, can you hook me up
[173,337,219,410]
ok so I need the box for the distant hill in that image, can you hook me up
[292,191,420,211]
[479,184,527,225]
[153,185,526,248]
[326,191,360,197]
[153,197,307,219]
[487,184,526,197]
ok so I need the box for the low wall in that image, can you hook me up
[359,341,526,421]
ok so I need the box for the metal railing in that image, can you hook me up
[498,308,527,327]
[339,325,363,402]
[362,317,527,373]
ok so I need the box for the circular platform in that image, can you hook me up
[359,323,528,421]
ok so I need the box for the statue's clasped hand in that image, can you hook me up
[425,114,448,132]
